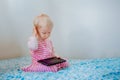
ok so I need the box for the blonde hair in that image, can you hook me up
[33,14,53,28]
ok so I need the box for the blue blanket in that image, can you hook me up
[0,56,120,80]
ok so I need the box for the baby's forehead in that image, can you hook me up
[40,27,52,32]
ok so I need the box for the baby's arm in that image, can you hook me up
[50,40,60,58]
[28,36,38,50]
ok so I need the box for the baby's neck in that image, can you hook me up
[38,38,47,42]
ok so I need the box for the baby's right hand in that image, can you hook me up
[33,27,38,37]
[33,27,40,40]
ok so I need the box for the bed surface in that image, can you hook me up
[0,56,120,80]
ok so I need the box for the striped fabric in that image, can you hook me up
[22,36,69,72]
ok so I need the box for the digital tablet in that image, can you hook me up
[37,57,66,66]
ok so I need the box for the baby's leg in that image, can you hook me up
[44,65,58,72]
[59,62,69,69]
[22,65,39,72]
[22,64,58,72]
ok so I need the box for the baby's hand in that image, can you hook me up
[33,27,38,37]
[33,27,40,40]
[56,56,61,59]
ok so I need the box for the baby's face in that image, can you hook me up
[38,27,52,40]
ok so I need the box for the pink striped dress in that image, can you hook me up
[22,36,69,72]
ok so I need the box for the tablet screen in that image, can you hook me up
[37,57,66,66]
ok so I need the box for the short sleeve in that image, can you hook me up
[28,36,38,50]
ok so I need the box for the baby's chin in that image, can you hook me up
[41,37,48,40]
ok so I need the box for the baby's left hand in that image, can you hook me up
[56,56,61,59]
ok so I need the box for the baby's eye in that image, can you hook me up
[42,32,46,34]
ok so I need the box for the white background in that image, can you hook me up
[0,0,120,59]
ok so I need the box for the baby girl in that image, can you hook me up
[22,14,69,72]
